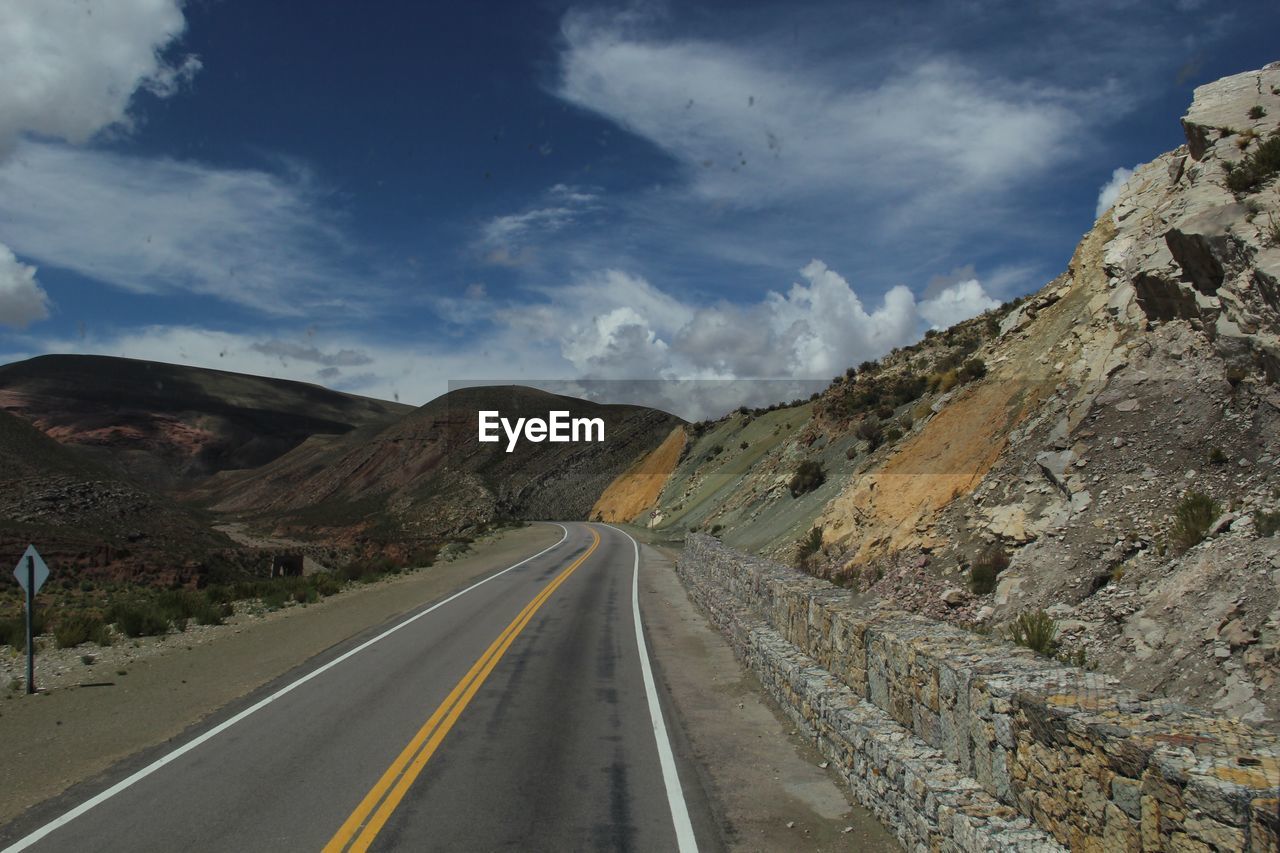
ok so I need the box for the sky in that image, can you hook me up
[0,0,1277,417]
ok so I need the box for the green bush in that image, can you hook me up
[959,358,987,383]
[789,460,826,497]
[1249,105,1267,120]
[1007,610,1058,656]
[1170,491,1220,552]
[856,416,884,451]
[109,600,171,638]
[969,543,1009,595]
[0,613,46,650]
[1225,134,1280,194]
[54,613,111,649]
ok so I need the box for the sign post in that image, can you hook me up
[13,545,49,695]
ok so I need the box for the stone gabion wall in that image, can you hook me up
[676,534,1280,852]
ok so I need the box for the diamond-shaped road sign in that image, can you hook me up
[13,545,49,594]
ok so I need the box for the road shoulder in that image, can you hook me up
[637,537,900,852]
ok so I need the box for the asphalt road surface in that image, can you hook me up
[2,523,703,852]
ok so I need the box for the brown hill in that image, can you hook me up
[205,385,684,540]
[0,409,247,590]
[0,354,412,488]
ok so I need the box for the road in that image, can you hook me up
[2,523,703,852]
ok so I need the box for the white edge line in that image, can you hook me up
[607,523,698,853]
[2,523,571,853]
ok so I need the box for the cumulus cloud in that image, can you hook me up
[918,279,1000,329]
[0,142,370,316]
[0,245,50,329]
[555,13,1080,207]
[1095,165,1137,219]
[507,260,998,382]
[0,0,198,158]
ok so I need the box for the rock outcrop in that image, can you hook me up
[642,63,1280,730]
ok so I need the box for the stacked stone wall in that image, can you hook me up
[677,534,1280,851]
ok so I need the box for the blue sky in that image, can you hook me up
[0,0,1277,413]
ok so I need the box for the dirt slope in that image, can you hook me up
[590,426,685,522]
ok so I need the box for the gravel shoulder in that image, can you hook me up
[634,532,899,851]
[0,523,562,825]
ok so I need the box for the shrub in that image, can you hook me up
[959,358,987,383]
[0,613,46,650]
[54,614,110,649]
[1208,447,1227,465]
[1170,491,1220,552]
[739,441,749,450]
[875,404,894,420]
[109,601,171,638]
[311,573,343,597]
[1249,105,1267,120]
[929,369,959,393]
[1255,509,1280,537]
[884,427,903,445]
[969,543,1009,595]
[1006,610,1058,656]
[1225,134,1280,194]
[856,416,883,451]
[789,460,826,497]
[795,527,823,568]
[845,444,858,460]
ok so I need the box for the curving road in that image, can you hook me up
[1,523,704,852]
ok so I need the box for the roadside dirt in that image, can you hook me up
[637,537,899,851]
[0,524,562,825]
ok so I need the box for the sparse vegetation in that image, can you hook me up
[54,613,112,649]
[1249,105,1267,120]
[1265,212,1280,246]
[795,526,823,568]
[1225,133,1280,194]
[969,543,1009,595]
[856,416,884,451]
[1255,509,1280,537]
[1170,491,1220,553]
[789,460,826,497]
[1006,610,1058,657]
[1208,446,1228,465]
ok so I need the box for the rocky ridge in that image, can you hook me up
[626,63,1280,728]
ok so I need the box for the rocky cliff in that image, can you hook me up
[624,62,1280,728]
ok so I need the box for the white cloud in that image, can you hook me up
[478,185,600,261]
[505,260,997,381]
[555,14,1080,208]
[0,244,49,329]
[0,142,371,316]
[1095,165,1136,219]
[918,279,1000,329]
[0,0,198,158]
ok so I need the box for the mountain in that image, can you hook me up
[201,385,685,541]
[0,409,248,588]
[604,62,1280,727]
[0,354,413,488]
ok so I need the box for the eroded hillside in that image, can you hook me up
[613,62,1280,727]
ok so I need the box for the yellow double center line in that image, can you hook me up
[323,528,601,853]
